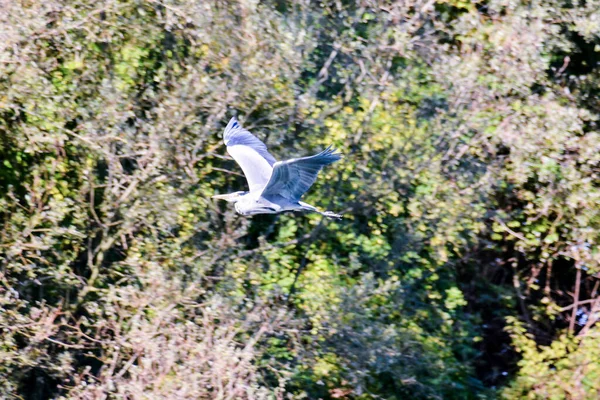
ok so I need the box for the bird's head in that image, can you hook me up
[211,191,247,203]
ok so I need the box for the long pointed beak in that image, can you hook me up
[212,194,232,200]
[212,192,241,203]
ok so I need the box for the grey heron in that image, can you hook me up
[212,117,342,219]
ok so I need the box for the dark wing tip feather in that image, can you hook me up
[223,117,241,146]
[314,145,342,165]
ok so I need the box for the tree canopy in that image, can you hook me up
[1,0,599,399]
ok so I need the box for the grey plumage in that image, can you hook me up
[213,117,342,219]
[262,146,341,200]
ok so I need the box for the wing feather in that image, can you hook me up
[223,117,276,193]
[261,146,341,200]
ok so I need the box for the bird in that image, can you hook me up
[212,117,342,219]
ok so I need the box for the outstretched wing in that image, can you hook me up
[260,146,341,201]
[223,117,277,193]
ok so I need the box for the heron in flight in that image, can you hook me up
[213,117,342,219]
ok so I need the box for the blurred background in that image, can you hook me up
[1,0,599,398]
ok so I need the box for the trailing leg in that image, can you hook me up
[298,201,342,219]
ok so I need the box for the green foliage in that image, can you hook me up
[505,319,600,399]
[1,0,600,399]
